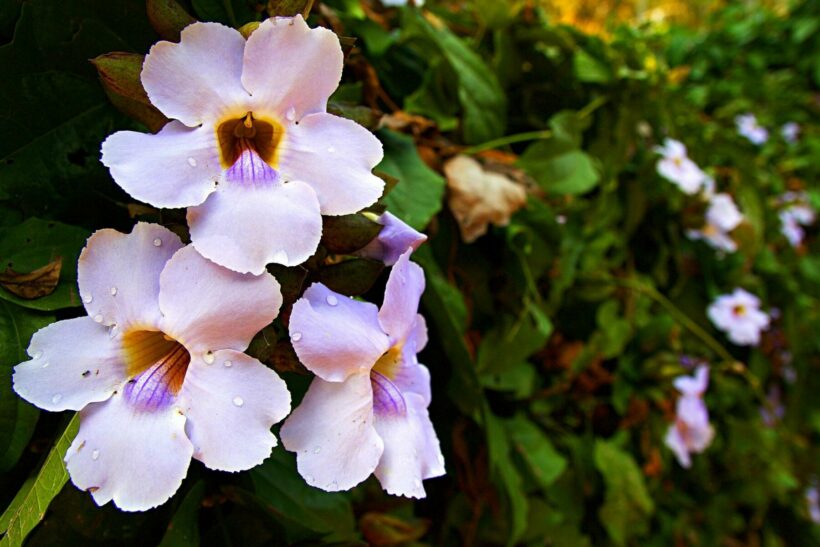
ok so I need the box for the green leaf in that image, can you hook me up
[573,50,613,83]
[402,10,506,144]
[594,440,654,546]
[376,129,445,231]
[91,52,168,132]
[477,308,552,374]
[413,246,483,419]
[507,415,567,489]
[0,301,52,471]
[248,448,357,543]
[0,219,90,310]
[191,0,260,27]
[158,481,205,547]
[0,413,79,547]
[146,0,197,42]
[486,411,528,546]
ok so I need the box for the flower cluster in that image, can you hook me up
[665,366,714,468]
[13,16,443,511]
[778,191,815,247]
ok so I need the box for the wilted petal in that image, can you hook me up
[13,317,125,412]
[142,22,248,126]
[180,350,290,471]
[101,122,221,209]
[373,393,445,498]
[378,250,425,345]
[242,16,343,120]
[65,392,193,512]
[187,181,322,274]
[279,113,384,215]
[280,373,383,492]
[290,283,390,382]
[78,223,183,328]
[159,246,282,355]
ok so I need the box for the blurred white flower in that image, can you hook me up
[687,193,743,253]
[654,138,708,194]
[707,288,770,346]
[781,122,800,143]
[778,192,815,247]
[735,113,768,145]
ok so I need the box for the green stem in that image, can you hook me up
[463,130,552,155]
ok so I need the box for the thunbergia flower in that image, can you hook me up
[778,192,815,247]
[653,138,708,195]
[687,193,743,252]
[664,365,714,468]
[707,288,770,346]
[735,113,769,145]
[781,122,800,143]
[356,212,427,265]
[101,17,384,275]
[13,223,290,511]
[280,250,445,497]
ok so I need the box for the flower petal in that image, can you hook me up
[356,212,427,266]
[101,122,221,209]
[378,250,425,345]
[242,16,342,120]
[179,350,290,471]
[279,113,384,215]
[142,22,249,126]
[290,283,390,382]
[65,392,193,511]
[280,373,383,492]
[13,317,125,412]
[664,424,691,468]
[187,181,322,274]
[373,392,445,498]
[159,246,282,355]
[673,365,709,397]
[78,223,183,328]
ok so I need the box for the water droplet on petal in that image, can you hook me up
[51,394,62,404]
[327,146,335,153]
[271,250,289,264]
[93,314,103,323]
[326,295,338,306]
[83,294,93,304]
[223,360,233,368]
[187,157,197,167]
[34,351,43,359]
[285,106,296,121]
[233,396,244,407]
[306,475,314,483]
[153,238,162,247]
[42,362,50,369]
[91,449,100,461]
[414,479,422,488]
[109,286,118,296]
[203,351,215,365]
[291,332,302,342]
[313,446,321,454]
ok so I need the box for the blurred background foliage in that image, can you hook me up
[0,0,818,545]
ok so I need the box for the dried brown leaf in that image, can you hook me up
[0,257,62,300]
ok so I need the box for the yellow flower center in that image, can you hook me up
[216,112,284,170]
[372,345,403,380]
[122,329,190,396]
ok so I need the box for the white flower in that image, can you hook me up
[778,192,815,247]
[687,193,743,253]
[735,113,769,145]
[707,288,770,346]
[654,138,708,195]
[781,122,800,143]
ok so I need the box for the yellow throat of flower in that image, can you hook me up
[216,112,284,170]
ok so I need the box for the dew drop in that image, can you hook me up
[414,479,422,488]
[110,286,118,296]
[327,146,335,153]
[91,449,100,461]
[187,157,197,167]
[42,362,50,369]
[291,332,302,342]
[232,396,244,407]
[271,249,289,264]
[93,314,103,323]
[313,446,321,454]
[83,294,93,304]
[51,394,62,404]
[153,238,162,247]
[223,360,233,368]
[285,106,296,121]
[34,351,43,359]
[203,351,215,365]
[326,295,338,306]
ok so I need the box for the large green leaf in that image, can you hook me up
[507,415,567,490]
[0,219,90,311]
[0,301,52,471]
[248,448,357,543]
[376,129,445,231]
[594,440,655,546]
[0,414,79,547]
[402,9,506,144]
[158,481,205,547]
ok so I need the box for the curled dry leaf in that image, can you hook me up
[359,512,431,546]
[443,155,527,243]
[0,257,62,300]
